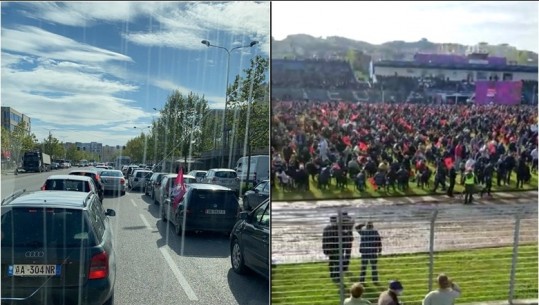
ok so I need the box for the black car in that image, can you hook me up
[161,184,240,235]
[242,180,270,211]
[1,190,116,305]
[230,198,269,279]
[69,169,105,203]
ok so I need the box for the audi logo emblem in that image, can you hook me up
[25,251,45,258]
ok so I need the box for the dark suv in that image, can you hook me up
[1,190,116,305]
[161,183,240,235]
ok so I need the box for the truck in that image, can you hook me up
[21,151,51,172]
[235,155,269,185]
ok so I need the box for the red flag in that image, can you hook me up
[173,167,186,208]
[359,142,368,151]
[444,157,453,169]
[342,136,351,146]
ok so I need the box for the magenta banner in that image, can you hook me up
[475,81,522,105]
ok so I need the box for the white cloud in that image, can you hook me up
[1,26,134,63]
[20,2,270,54]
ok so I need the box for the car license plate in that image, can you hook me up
[206,209,225,215]
[8,265,61,277]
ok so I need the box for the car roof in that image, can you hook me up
[184,175,196,179]
[187,183,233,191]
[208,168,235,172]
[46,175,93,182]
[69,169,98,174]
[189,170,207,173]
[3,190,93,209]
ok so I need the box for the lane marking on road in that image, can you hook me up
[159,246,199,301]
[131,199,137,207]
[139,214,152,231]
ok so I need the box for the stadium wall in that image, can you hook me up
[374,66,537,82]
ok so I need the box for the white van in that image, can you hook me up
[235,155,269,184]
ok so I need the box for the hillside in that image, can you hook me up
[272,35,538,66]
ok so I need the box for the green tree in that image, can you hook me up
[226,55,270,165]
[9,121,38,164]
[153,91,209,168]
[124,134,146,164]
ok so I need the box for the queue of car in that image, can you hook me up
[2,161,269,303]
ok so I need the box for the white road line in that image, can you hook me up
[139,214,152,231]
[131,199,137,207]
[159,246,199,301]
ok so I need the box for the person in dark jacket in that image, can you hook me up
[432,160,447,193]
[323,214,354,282]
[496,157,507,187]
[480,162,494,197]
[323,216,340,282]
[356,222,382,283]
[446,165,457,197]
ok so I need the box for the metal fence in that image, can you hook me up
[271,202,538,305]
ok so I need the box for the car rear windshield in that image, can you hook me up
[215,171,237,178]
[136,172,152,178]
[101,171,123,177]
[45,179,91,192]
[190,189,238,209]
[1,208,96,248]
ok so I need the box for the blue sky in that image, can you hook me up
[1,2,270,146]
[273,1,538,53]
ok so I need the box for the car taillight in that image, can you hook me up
[96,174,101,181]
[88,251,108,280]
[120,178,125,185]
[41,185,46,190]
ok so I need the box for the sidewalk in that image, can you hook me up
[273,190,538,209]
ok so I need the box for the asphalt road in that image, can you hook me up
[1,168,269,305]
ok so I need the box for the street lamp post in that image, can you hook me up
[201,39,259,168]
[134,126,151,165]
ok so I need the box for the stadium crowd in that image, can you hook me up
[271,101,538,195]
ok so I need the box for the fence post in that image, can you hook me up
[337,208,345,305]
[428,209,439,292]
[508,213,521,305]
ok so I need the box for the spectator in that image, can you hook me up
[356,222,382,283]
[463,170,475,204]
[344,283,372,305]
[378,280,404,305]
[446,164,457,197]
[422,274,461,305]
[322,216,340,282]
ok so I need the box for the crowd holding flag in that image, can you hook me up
[172,167,187,210]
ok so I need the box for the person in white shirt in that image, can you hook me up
[422,274,461,305]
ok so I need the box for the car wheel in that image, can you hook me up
[174,213,183,236]
[161,205,167,222]
[103,290,114,305]
[144,187,148,196]
[231,238,247,274]
[120,191,125,196]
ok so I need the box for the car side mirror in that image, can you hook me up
[253,188,259,193]
[105,209,116,217]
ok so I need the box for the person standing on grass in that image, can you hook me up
[344,283,372,305]
[322,216,340,282]
[378,280,404,305]
[356,222,382,283]
[422,274,461,305]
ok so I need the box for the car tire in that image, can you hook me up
[174,213,182,236]
[103,290,114,305]
[120,191,125,196]
[144,187,148,196]
[231,238,247,274]
[161,206,167,222]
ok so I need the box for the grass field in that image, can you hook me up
[271,245,538,305]
[273,170,538,201]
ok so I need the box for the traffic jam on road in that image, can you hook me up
[1,160,270,305]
